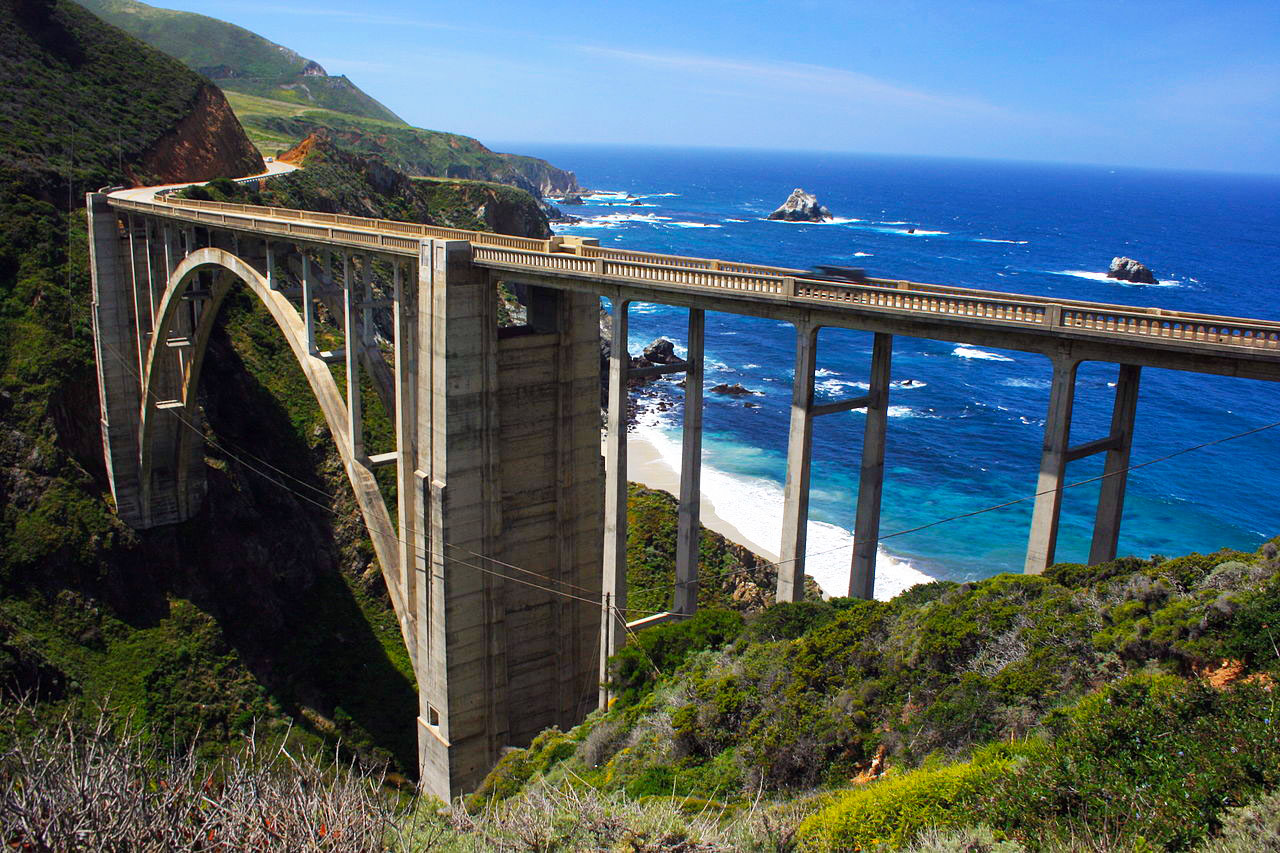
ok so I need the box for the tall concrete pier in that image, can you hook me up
[91,189,1280,796]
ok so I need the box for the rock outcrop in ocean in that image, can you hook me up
[768,188,833,222]
[1108,256,1157,284]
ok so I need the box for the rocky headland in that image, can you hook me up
[768,187,833,222]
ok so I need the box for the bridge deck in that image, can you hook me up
[108,194,1280,376]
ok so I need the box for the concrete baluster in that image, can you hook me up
[778,322,818,602]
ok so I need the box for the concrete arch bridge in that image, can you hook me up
[87,190,1280,798]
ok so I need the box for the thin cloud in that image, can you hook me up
[579,46,1010,119]
[217,3,463,29]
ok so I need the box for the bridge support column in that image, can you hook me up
[88,194,145,526]
[1025,354,1081,573]
[850,333,893,599]
[600,297,630,706]
[674,308,705,616]
[778,322,818,603]
[1089,364,1141,564]
[416,239,508,802]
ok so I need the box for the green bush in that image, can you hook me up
[983,674,1280,850]
[1195,786,1280,852]
[795,742,1032,851]
[607,608,745,707]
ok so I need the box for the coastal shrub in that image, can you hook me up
[1194,786,1280,852]
[607,608,745,707]
[794,742,1033,852]
[982,674,1280,850]
[1220,575,1280,666]
[742,599,838,643]
[465,727,577,810]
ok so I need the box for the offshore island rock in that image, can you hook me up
[642,338,681,365]
[768,188,833,222]
[1108,256,1157,284]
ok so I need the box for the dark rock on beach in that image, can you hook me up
[768,188,833,222]
[1108,256,1157,284]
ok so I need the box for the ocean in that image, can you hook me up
[505,143,1280,597]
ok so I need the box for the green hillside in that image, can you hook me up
[74,0,581,197]
[1,0,211,195]
[77,0,406,123]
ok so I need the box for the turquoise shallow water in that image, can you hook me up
[505,144,1280,588]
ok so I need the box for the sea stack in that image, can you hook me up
[768,188,833,222]
[1107,256,1157,284]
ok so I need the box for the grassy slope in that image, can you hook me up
[478,543,1280,851]
[76,0,405,123]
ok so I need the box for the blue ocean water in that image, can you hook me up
[510,143,1280,591]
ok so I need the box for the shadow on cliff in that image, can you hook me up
[111,303,418,772]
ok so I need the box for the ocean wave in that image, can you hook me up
[953,345,1015,362]
[887,405,939,419]
[814,368,839,377]
[854,251,874,257]
[628,421,935,599]
[891,379,928,390]
[1000,377,1049,389]
[724,218,748,223]
[975,238,1029,244]
[666,221,723,229]
[816,378,869,396]
[558,212,672,231]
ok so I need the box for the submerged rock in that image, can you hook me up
[1108,256,1157,284]
[768,188,833,222]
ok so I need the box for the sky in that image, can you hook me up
[162,0,1279,174]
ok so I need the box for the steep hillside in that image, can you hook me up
[473,543,1280,851]
[77,0,405,123]
[73,0,581,197]
[0,0,261,197]
[232,96,580,198]
[186,131,553,238]
[0,0,414,772]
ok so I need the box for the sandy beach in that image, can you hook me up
[620,433,781,563]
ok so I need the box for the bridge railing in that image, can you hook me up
[113,193,1280,355]
[151,197,557,253]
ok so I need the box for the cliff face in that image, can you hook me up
[130,83,263,185]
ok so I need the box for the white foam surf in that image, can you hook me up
[630,410,935,600]
[1052,269,1183,287]
[976,238,1029,244]
[953,345,1015,362]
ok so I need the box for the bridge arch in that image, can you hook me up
[137,246,407,622]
